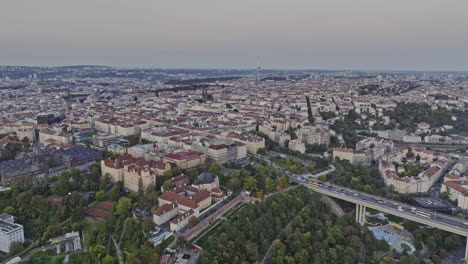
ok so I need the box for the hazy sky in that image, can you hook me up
[1,0,468,71]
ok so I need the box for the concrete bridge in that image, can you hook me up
[291,178,468,260]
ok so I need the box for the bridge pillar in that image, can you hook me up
[355,204,366,225]
[465,237,468,261]
[355,204,360,223]
[360,205,366,225]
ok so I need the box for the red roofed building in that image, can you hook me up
[101,154,170,192]
[163,150,206,169]
[170,209,194,232]
[153,203,179,225]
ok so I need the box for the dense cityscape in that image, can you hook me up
[2,0,468,263]
[0,66,466,264]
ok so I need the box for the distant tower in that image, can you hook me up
[256,56,261,81]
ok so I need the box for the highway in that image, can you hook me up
[254,152,468,259]
[256,154,468,235]
[291,176,468,237]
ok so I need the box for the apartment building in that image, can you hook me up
[101,154,170,191]
[379,147,450,194]
[163,150,206,169]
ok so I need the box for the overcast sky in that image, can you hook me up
[1,0,468,71]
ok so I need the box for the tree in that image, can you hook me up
[440,191,450,200]
[400,255,419,264]
[3,206,15,215]
[277,175,289,189]
[228,177,242,190]
[208,163,223,177]
[51,179,70,196]
[265,177,274,193]
[330,135,340,148]
[188,216,197,228]
[162,180,173,191]
[109,182,124,202]
[70,168,81,181]
[138,177,144,198]
[116,197,133,216]
[257,148,266,155]
[143,217,154,232]
[444,234,462,250]
[243,176,257,192]
[90,244,107,263]
[382,256,397,264]
[103,255,118,264]
[406,148,415,158]
[125,254,138,264]
[96,190,106,201]
[7,242,24,256]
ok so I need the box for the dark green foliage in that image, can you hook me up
[384,102,468,134]
[200,186,387,264]
[330,110,365,148]
[285,127,298,140]
[398,162,422,177]
[324,160,387,196]
[319,111,336,120]
[358,84,380,95]
[305,144,327,154]
[200,187,313,264]
[8,242,25,256]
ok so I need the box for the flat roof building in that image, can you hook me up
[0,213,24,253]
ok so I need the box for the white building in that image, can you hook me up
[0,213,24,253]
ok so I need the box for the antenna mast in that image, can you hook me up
[256,56,261,81]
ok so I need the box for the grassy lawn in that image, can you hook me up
[84,131,97,137]
[272,159,287,169]
[156,235,175,253]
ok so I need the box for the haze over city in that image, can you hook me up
[1,0,468,71]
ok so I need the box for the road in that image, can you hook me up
[181,195,245,241]
[256,153,468,235]
[292,177,468,237]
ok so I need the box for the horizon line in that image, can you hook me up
[1,64,468,73]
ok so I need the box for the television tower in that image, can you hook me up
[256,56,261,81]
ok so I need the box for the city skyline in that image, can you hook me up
[1,0,468,71]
